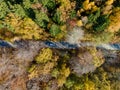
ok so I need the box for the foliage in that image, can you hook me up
[4,13,50,41]
[105,0,114,5]
[50,54,71,87]
[0,0,120,90]
[28,48,59,79]
[93,15,110,31]
[22,0,31,9]
[0,28,15,41]
[87,47,104,67]
[28,62,55,79]
[35,48,53,63]
[113,0,120,7]
[53,11,62,25]
[70,10,76,19]
[34,11,49,28]
[10,4,26,18]
[69,47,104,76]
[41,0,55,10]
[57,64,70,87]
[49,24,61,36]
[76,0,99,17]
[63,67,111,90]
[53,0,75,24]
[0,21,14,31]
[111,81,120,90]
[84,31,114,44]
[82,0,98,11]
[88,10,100,24]
[0,1,10,19]
[51,68,59,78]
[88,9,110,31]
[41,0,49,7]
[91,68,111,90]
[107,7,120,32]
[0,0,118,41]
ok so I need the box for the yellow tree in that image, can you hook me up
[107,8,120,32]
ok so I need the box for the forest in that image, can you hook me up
[0,0,120,90]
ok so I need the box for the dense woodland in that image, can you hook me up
[0,0,120,90]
